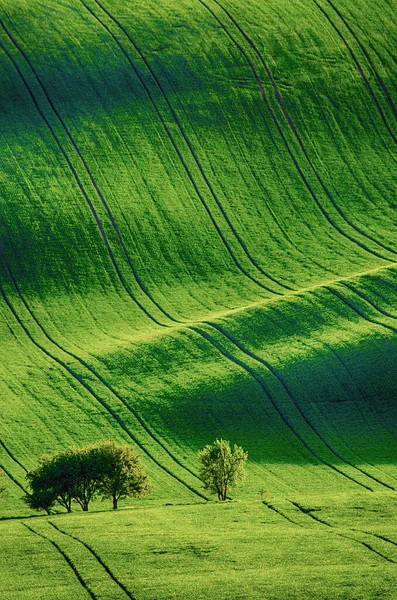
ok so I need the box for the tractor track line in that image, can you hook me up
[324,341,397,480]
[0,244,202,485]
[325,0,397,117]
[0,17,178,325]
[205,320,394,491]
[82,0,291,295]
[262,500,302,526]
[341,281,397,320]
[3,13,386,495]
[188,325,374,491]
[0,22,168,329]
[290,501,397,564]
[0,22,209,487]
[360,531,397,549]
[0,278,207,501]
[22,523,98,599]
[325,286,397,337]
[1,1,394,504]
[198,0,397,261]
[323,284,397,453]
[0,439,27,472]
[314,0,397,129]
[1,16,394,495]
[49,522,136,600]
[289,501,332,526]
[267,301,397,484]
[0,462,26,493]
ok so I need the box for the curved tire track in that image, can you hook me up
[0,462,26,493]
[0,21,169,329]
[0,244,202,486]
[0,439,27,473]
[291,500,397,564]
[1,0,395,504]
[313,0,397,130]
[262,500,302,526]
[22,522,98,599]
[0,275,207,500]
[188,325,374,491]
[198,0,397,260]
[0,26,211,495]
[81,0,292,295]
[204,320,394,491]
[49,521,136,600]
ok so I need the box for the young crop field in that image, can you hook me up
[0,0,396,597]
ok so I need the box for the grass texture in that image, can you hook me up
[2,495,397,599]
[0,0,396,596]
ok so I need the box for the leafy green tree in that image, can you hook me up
[25,450,80,513]
[198,439,248,501]
[96,441,151,509]
[70,445,108,512]
[24,442,151,513]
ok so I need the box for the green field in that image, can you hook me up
[0,0,396,597]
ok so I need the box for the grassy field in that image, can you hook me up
[0,0,396,597]
[2,494,397,599]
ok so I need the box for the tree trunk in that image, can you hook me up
[82,502,89,512]
[113,496,118,510]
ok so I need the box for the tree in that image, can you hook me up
[25,450,80,513]
[69,445,108,512]
[198,439,248,501]
[24,442,151,513]
[96,441,151,509]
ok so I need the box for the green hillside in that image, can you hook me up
[0,0,396,596]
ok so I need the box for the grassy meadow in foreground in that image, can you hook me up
[0,0,396,596]
[2,494,397,599]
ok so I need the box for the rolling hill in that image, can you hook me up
[0,0,396,597]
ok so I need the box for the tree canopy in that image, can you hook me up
[24,442,151,512]
[198,439,248,501]
[96,441,151,509]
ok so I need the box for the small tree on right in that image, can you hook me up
[198,439,248,501]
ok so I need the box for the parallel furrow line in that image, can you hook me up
[341,281,397,320]
[0,22,168,328]
[262,500,302,526]
[361,531,397,549]
[268,303,397,482]
[83,0,290,294]
[325,284,397,445]
[22,523,97,599]
[0,462,26,493]
[0,278,207,500]
[0,27,210,492]
[199,0,396,259]
[188,325,373,490]
[325,286,397,337]
[0,245,201,485]
[315,0,397,129]
[0,439,27,472]
[205,320,393,490]
[49,522,136,600]
[3,13,395,496]
[291,501,397,564]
